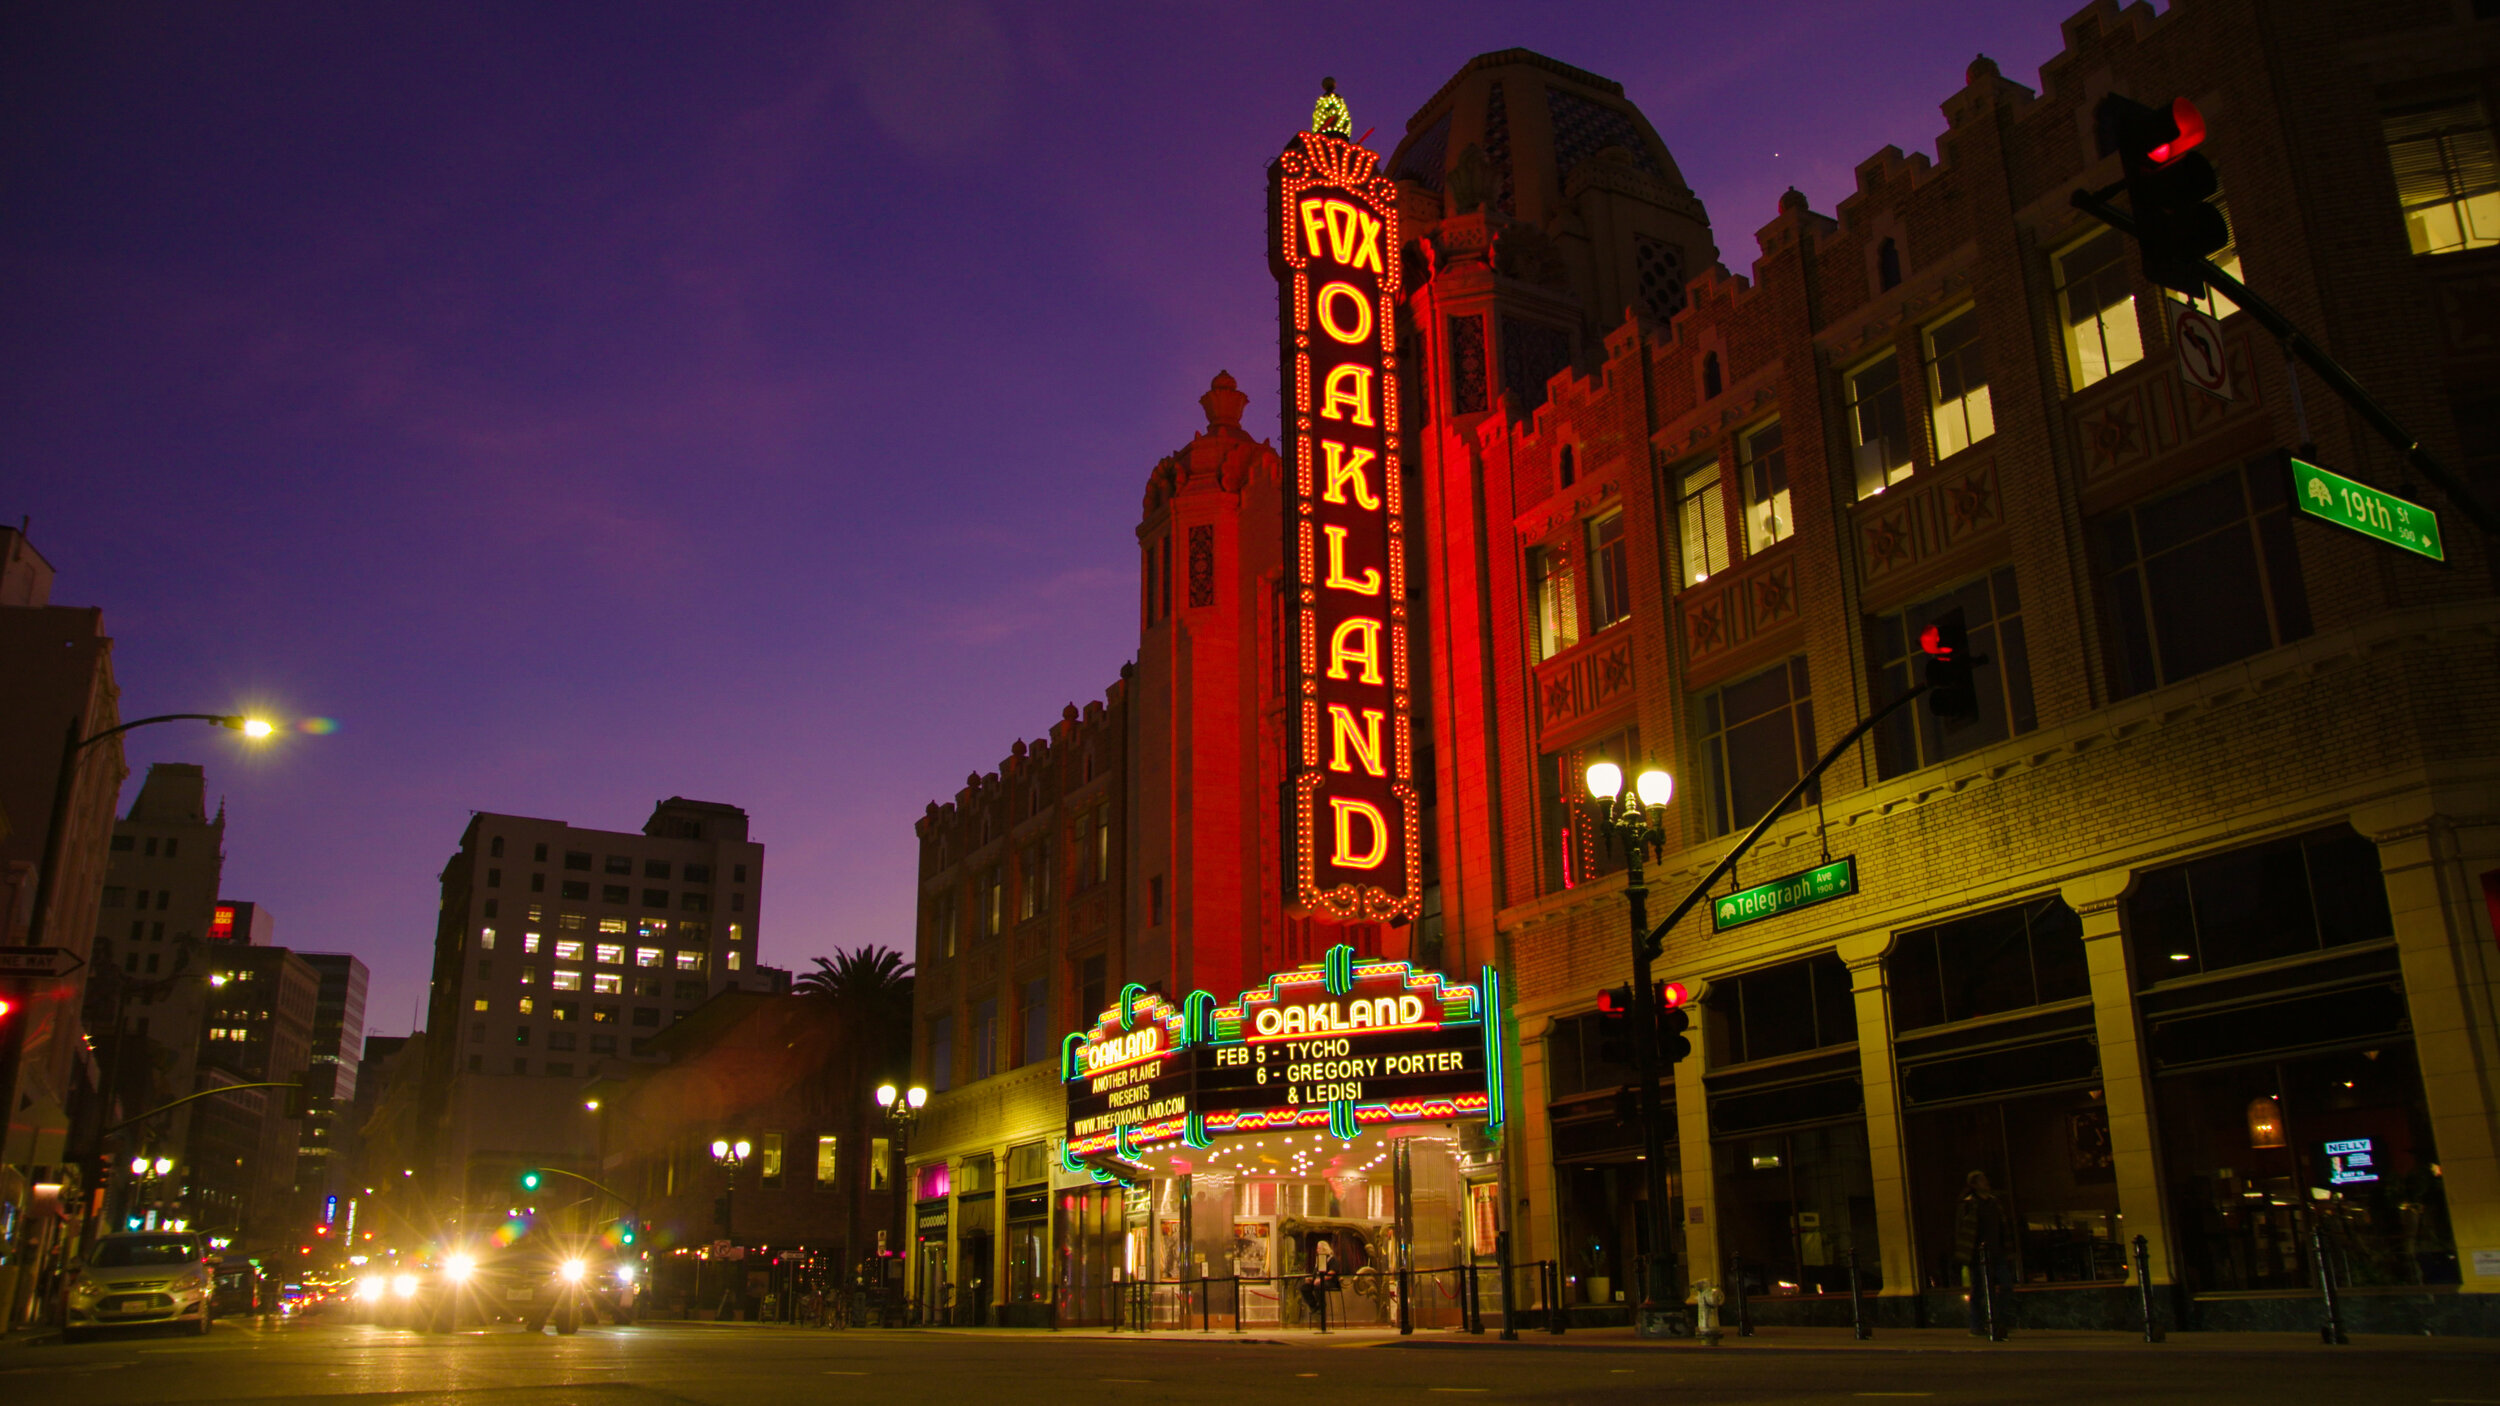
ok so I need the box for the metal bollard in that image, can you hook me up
[1496,1230,1519,1341]
[1399,1264,1412,1335]
[1846,1246,1870,1340]
[1730,1255,1753,1337]
[1976,1253,2003,1342]
[2132,1235,2165,1343]
[2312,1220,2348,1345]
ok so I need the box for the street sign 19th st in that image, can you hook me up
[2288,455,2444,564]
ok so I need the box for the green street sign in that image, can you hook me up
[2289,456,2444,563]
[1713,857,1858,933]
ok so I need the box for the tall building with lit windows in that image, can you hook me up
[1400,2,2499,1336]
[903,0,2500,1338]
[414,798,765,1210]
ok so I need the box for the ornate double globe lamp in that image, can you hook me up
[1583,759,1683,1333]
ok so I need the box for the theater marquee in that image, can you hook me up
[1271,127,1418,923]
[1060,948,1506,1173]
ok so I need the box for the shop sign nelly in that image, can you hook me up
[1060,948,1510,1171]
[1273,126,1420,924]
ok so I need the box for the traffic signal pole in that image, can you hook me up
[1642,685,1932,956]
[2069,184,2499,539]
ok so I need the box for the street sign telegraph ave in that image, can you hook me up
[1712,858,1859,933]
[2288,455,2445,564]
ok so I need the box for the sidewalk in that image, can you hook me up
[884,1322,2500,1354]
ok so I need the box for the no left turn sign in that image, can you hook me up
[2171,300,2235,401]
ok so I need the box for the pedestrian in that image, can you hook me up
[1952,1169,2012,1340]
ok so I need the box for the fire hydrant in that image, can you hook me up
[1692,1280,1726,1345]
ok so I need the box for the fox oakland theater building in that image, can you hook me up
[902,0,2500,1337]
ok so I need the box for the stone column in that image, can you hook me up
[2063,871,2176,1284]
[1839,932,1917,1297]
[2360,804,2500,1299]
[1674,993,1719,1291]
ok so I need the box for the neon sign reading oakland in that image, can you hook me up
[1273,126,1419,923]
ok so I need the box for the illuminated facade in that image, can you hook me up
[907,0,2500,1336]
[1398,9,2500,1334]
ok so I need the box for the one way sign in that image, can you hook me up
[0,946,86,979]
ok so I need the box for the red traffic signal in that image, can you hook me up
[1919,609,1984,726]
[2097,94,2230,295]
[1595,984,1636,1017]
[1658,981,1690,1009]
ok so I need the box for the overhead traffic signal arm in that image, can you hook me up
[2070,117,2498,540]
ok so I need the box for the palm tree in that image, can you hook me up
[797,945,917,1277]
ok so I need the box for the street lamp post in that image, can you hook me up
[708,1137,748,1320]
[4,712,273,1290]
[1584,760,1681,1337]
[875,1083,926,1325]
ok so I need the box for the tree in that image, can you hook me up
[795,946,917,1274]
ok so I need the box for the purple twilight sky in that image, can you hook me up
[6,0,2091,1038]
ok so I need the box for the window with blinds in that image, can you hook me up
[2383,99,2500,255]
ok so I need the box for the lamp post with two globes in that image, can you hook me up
[1582,759,1681,1335]
[875,1083,926,1323]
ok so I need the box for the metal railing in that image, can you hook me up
[1053,1263,1549,1334]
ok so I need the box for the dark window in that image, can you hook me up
[484,899,499,918]
[1078,954,1107,1027]
[1888,897,2088,1032]
[515,1026,531,1046]
[1715,952,1856,1066]
[1448,315,1488,415]
[164,838,177,857]
[1696,656,1816,838]
[112,835,135,852]
[592,1006,617,1024]
[530,874,545,893]
[1545,1011,1634,1098]
[1877,236,1901,290]
[602,884,629,904]
[468,1055,482,1072]
[144,837,158,857]
[734,864,748,883]
[544,1061,574,1077]
[2126,826,2392,984]
[642,889,669,908]
[2093,460,2311,699]
[490,836,505,858]
[1866,567,2036,779]
[591,1034,617,1054]
[1537,724,1641,893]
[513,1057,528,1075]
[561,881,589,901]
[564,851,591,871]
[674,979,704,1000]
[1019,977,1048,1067]
[487,868,502,888]
[644,860,670,879]
[974,999,1000,1081]
[604,855,631,875]
[1586,512,1630,630]
[930,1014,956,1092]
[1149,875,1165,926]
[684,863,711,883]
[1702,351,1722,399]
[1557,444,1576,488]
[681,892,709,912]
[548,1030,578,1052]
[534,843,549,862]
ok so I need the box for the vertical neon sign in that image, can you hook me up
[1273,125,1419,923]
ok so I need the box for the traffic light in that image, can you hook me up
[1919,609,1985,727]
[1594,985,1634,1066]
[617,1221,636,1246]
[519,1168,543,1193]
[1658,982,1694,1066]
[2097,94,2230,296]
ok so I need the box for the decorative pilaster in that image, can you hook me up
[2062,871,2175,1285]
[1839,932,1917,1296]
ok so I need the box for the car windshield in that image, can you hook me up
[91,1237,197,1268]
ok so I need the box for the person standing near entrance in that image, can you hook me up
[1953,1170,2012,1339]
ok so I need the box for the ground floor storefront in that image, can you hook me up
[1511,807,2500,1336]
[908,952,1515,1331]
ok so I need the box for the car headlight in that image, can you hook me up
[68,1277,101,1302]
[171,1270,210,1293]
